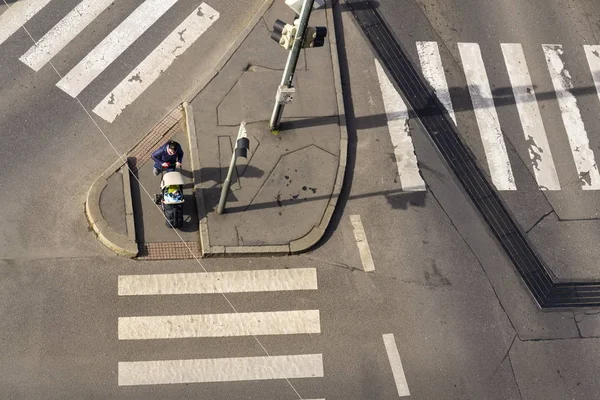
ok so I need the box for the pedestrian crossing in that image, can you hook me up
[0,0,220,122]
[117,267,324,391]
[377,41,600,192]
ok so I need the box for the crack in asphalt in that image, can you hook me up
[525,210,555,234]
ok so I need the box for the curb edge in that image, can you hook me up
[85,163,138,258]
[183,101,211,257]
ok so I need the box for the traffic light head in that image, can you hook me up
[271,19,296,50]
[303,26,327,48]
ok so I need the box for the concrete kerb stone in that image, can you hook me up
[289,0,348,254]
[121,163,136,242]
[224,244,291,256]
[85,163,138,258]
[184,0,276,103]
[183,101,211,257]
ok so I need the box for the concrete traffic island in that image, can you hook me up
[85,0,347,258]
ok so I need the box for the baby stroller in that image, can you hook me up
[154,165,185,229]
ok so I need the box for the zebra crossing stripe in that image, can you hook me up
[501,43,561,190]
[118,268,318,295]
[56,0,180,97]
[0,0,53,46]
[19,0,114,71]
[93,2,219,122]
[374,58,426,191]
[543,44,600,189]
[118,310,321,340]
[584,45,600,124]
[118,354,324,386]
[416,41,457,124]
[349,215,375,272]
[458,42,516,190]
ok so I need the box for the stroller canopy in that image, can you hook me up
[161,171,185,188]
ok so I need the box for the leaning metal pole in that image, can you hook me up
[217,122,247,214]
[269,0,315,131]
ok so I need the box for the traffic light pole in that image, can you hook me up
[217,122,248,215]
[269,0,315,131]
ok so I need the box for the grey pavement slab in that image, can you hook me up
[191,0,341,251]
[529,213,600,280]
[511,338,600,399]
[131,130,199,243]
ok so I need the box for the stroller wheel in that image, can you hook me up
[154,194,162,204]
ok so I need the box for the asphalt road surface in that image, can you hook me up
[2,0,600,399]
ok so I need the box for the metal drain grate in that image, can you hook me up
[345,0,600,308]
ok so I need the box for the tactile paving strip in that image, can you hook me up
[137,241,201,260]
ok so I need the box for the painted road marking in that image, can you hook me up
[349,215,375,272]
[118,354,324,386]
[118,310,321,340]
[501,43,561,190]
[0,0,52,46]
[543,44,600,189]
[118,268,318,295]
[382,333,410,398]
[584,45,600,108]
[56,0,179,97]
[374,58,426,191]
[416,41,457,124]
[19,0,113,71]
[93,2,219,122]
[458,42,516,190]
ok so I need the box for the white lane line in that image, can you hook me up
[374,58,426,191]
[501,43,561,190]
[93,3,219,122]
[458,42,516,191]
[19,0,114,71]
[118,354,324,386]
[349,215,375,272]
[416,41,457,124]
[56,0,179,97]
[382,333,410,398]
[118,310,321,340]
[0,0,52,46]
[585,45,600,107]
[118,268,318,295]
[544,44,600,189]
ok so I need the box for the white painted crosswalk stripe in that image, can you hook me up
[382,333,410,397]
[349,215,375,272]
[458,42,516,191]
[584,45,600,130]
[543,44,600,189]
[118,310,321,340]
[416,41,457,124]
[0,0,52,46]
[19,0,113,71]
[56,0,179,97]
[501,43,561,190]
[93,2,219,122]
[118,354,324,386]
[118,268,318,295]
[374,58,426,191]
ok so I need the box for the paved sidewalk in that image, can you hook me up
[187,0,346,256]
[85,0,347,258]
